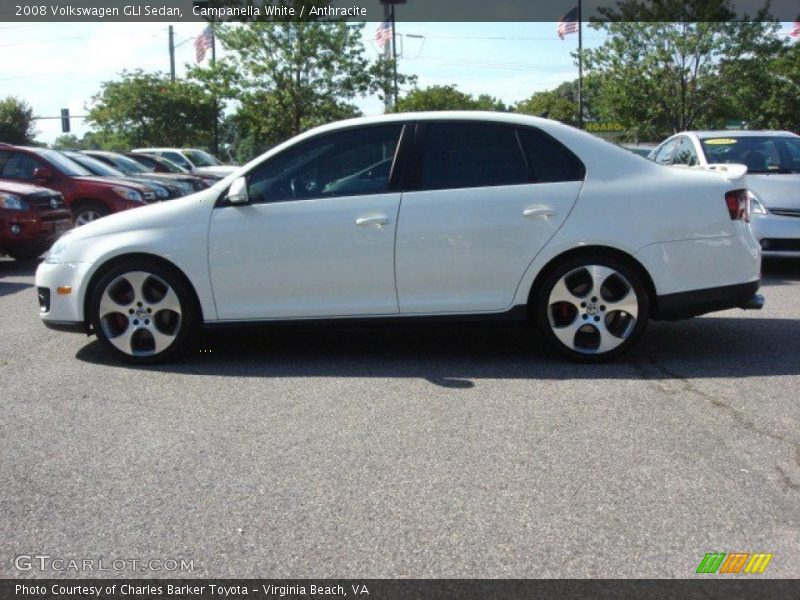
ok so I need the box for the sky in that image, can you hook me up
[0,21,609,145]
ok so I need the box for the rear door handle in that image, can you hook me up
[355,214,390,227]
[523,206,556,218]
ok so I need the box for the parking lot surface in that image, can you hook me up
[1,257,798,578]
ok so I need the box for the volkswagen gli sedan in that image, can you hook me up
[36,112,763,363]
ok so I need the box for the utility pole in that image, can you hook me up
[577,0,584,130]
[383,3,392,112]
[168,25,176,82]
[391,3,398,111]
[210,25,219,157]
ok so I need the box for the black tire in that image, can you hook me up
[534,254,650,363]
[89,258,198,364]
[73,201,110,226]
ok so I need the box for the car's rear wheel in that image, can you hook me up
[90,260,197,363]
[535,255,649,362]
[74,202,109,226]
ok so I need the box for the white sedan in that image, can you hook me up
[36,112,763,363]
[650,130,800,257]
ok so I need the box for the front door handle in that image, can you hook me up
[523,206,557,219]
[356,215,390,228]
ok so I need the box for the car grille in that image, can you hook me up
[761,238,800,252]
[30,193,66,211]
[769,208,800,218]
[37,287,50,312]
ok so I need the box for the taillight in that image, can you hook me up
[725,189,749,222]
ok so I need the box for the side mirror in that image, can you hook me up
[33,167,53,181]
[227,176,249,205]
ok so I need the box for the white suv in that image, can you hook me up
[37,112,762,362]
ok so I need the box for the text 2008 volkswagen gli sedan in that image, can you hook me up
[36,112,764,363]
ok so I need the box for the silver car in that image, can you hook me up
[650,130,800,257]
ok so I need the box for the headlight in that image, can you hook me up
[177,181,193,195]
[153,184,169,199]
[44,234,71,264]
[112,186,144,203]
[747,191,768,215]
[0,192,29,210]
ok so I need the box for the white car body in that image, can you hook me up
[38,112,762,361]
[650,130,800,257]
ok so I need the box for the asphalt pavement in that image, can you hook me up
[1,257,798,578]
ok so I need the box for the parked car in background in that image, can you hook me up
[131,147,237,178]
[621,143,657,157]
[82,151,202,196]
[0,180,72,260]
[61,151,181,201]
[649,131,800,258]
[0,144,150,225]
[37,112,762,363]
[124,153,216,189]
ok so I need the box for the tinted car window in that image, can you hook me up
[0,151,12,174]
[672,137,698,166]
[419,123,527,191]
[246,124,402,204]
[653,138,679,165]
[163,151,194,170]
[1,153,42,180]
[517,127,585,182]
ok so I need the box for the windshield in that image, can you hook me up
[36,148,92,176]
[65,152,125,177]
[107,153,153,174]
[154,156,188,173]
[183,149,222,167]
[699,136,800,174]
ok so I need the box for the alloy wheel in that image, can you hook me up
[97,271,183,357]
[547,264,639,355]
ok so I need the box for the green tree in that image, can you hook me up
[52,134,82,149]
[86,70,216,149]
[585,1,784,138]
[396,85,505,112]
[191,20,412,163]
[0,96,36,144]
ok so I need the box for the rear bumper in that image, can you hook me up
[654,280,762,320]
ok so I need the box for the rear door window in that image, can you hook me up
[418,122,528,191]
[517,127,585,182]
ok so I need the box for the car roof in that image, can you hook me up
[682,130,798,139]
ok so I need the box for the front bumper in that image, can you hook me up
[655,280,763,320]
[751,212,800,257]
[35,260,93,329]
[0,213,72,253]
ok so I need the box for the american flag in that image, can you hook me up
[375,19,393,48]
[195,26,214,63]
[791,18,800,37]
[557,7,580,39]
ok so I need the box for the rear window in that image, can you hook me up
[517,127,585,182]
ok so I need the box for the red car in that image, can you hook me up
[0,180,73,260]
[0,144,151,225]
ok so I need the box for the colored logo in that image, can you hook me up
[696,552,772,574]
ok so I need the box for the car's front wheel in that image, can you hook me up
[89,260,197,363]
[535,255,650,362]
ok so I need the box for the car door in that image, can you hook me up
[208,123,405,320]
[395,121,584,314]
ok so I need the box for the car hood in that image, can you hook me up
[746,174,800,209]
[61,191,213,246]
[0,180,58,196]
[73,175,148,191]
[194,165,237,177]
